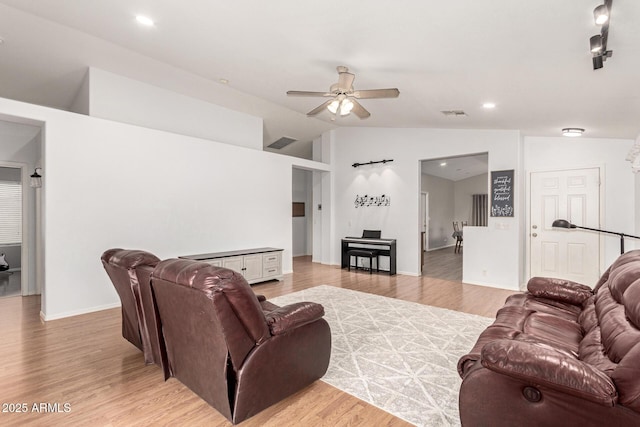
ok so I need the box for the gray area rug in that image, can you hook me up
[270,285,493,426]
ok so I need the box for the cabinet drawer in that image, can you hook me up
[263,266,280,277]
[263,253,280,267]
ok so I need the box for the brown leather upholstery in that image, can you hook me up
[151,258,331,424]
[458,250,640,426]
[100,248,162,365]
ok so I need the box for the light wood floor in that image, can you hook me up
[0,257,517,426]
[423,247,462,282]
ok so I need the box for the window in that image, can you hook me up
[0,180,22,244]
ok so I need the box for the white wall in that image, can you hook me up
[421,174,455,249]
[0,96,330,320]
[329,127,522,289]
[524,136,635,272]
[454,173,488,224]
[82,68,263,150]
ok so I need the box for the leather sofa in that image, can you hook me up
[150,258,331,424]
[101,248,163,365]
[458,250,640,426]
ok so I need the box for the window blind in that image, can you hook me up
[0,181,22,244]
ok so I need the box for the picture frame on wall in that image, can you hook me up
[490,169,514,217]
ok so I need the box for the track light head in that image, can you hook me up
[590,34,603,53]
[594,4,609,25]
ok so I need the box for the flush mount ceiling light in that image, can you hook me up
[135,15,155,26]
[562,128,585,137]
[482,102,496,109]
[589,0,613,70]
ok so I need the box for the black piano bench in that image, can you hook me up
[347,249,379,274]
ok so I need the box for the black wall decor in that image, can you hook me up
[491,170,514,217]
[354,194,390,208]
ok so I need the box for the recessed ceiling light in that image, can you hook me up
[562,128,585,137]
[135,15,155,27]
[482,102,496,109]
[219,78,229,85]
[0,37,4,45]
[440,162,447,167]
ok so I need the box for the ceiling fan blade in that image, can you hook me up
[287,90,332,97]
[350,99,371,119]
[307,99,333,116]
[337,72,355,91]
[352,88,400,99]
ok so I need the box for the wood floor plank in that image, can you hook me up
[0,257,517,426]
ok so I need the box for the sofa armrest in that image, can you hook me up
[265,302,325,336]
[527,277,593,305]
[481,339,617,406]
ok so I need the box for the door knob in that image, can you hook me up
[532,233,538,237]
[532,225,538,229]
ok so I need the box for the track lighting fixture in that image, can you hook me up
[593,4,609,25]
[590,1,613,70]
[589,34,602,53]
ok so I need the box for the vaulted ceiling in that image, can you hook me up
[0,1,639,158]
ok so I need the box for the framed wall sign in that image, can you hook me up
[490,170,514,217]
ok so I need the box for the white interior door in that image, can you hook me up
[530,168,601,286]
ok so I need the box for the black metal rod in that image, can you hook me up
[352,159,394,168]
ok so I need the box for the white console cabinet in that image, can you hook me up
[180,248,283,285]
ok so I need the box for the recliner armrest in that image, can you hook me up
[265,302,325,336]
[527,277,593,305]
[481,339,617,406]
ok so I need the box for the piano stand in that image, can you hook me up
[347,249,379,274]
[341,237,396,275]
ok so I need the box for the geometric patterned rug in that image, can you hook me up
[271,285,494,426]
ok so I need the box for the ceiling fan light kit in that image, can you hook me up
[287,66,399,119]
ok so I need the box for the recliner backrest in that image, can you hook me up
[593,250,640,411]
[152,259,270,368]
[100,248,161,360]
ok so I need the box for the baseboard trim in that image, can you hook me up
[40,301,121,322]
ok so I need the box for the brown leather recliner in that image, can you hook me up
[151,258,331,424]
[458,250,640,426]
[101,248,164,366]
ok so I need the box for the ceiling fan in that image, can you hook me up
[286,66,399,119]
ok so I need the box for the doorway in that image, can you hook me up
[420,153,489,281]
[292,168,313,260]
[0,118,43,300]
[529,167,601,285]
[0,165,23,297]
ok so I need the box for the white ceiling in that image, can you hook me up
[0,1,639,157]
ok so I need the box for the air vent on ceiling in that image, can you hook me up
[268,136,297,149]
[441,110,467,117]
